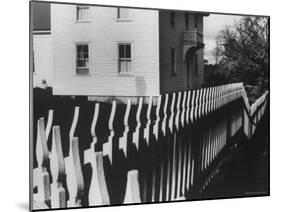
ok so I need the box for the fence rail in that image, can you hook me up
[32,83,269,210]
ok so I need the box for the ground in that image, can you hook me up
[199,106,269,199]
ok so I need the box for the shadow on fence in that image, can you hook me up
[32,83,269,210]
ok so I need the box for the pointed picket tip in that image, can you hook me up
[153,95,162,141]
[119,99,132,157]
[69,106,80,140]
[144,96,153,146]
[46,109,54,143]
[132,97,143,151]
[90,103,100,138]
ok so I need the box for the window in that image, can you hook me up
[76,43,90,75]
[118,43,132,74]
[194,14,198,30]
[76,5,89,21]
[185,13,189,30]
[117,8,129,20]
[170,47,176,75]
[170,12,175,28]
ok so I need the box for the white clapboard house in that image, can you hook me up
[32,2,209,97]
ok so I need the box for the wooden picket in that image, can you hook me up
[32,83,269,210]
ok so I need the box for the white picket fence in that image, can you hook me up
[32,83,268,210]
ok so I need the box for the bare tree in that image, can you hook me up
[217,16,269,90]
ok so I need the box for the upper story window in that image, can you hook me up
[118,43,132,74]
[76,43,90,75]
[76,5,90,21]
[170,47,176,76]
[194,14,198,31]
[170,12,175,28]
[117,8,130,20]
[185,13,189,30]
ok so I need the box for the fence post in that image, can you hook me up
[144,96,153,146]
[172,92,181,200]
[151,95,162,202]
[84,103,110,206]
[179,91,187,198]
[103,101,117,164]
[166,93,175,201]
[119,99,132,157]
[84,151,110,206]
[50,126,66,208]
[132,98,143,151]
[123,170,141,204]
[159,94,169,202]
[65,107,84,207]
[66,137,84,207]
[34,118,51,206]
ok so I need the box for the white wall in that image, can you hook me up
[52,4,160,96]
[33,34,53,87]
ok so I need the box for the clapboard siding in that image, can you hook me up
[33,34,53,87]
[52,4,160,96]
[159,11,205,94]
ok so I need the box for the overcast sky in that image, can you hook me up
[203,14,243,64]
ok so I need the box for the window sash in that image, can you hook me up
[194,14,198,30]
[76,44,90,74]
[117,8,129,20]
[118,43,132,73]
[118,59,131,73]
[118,44,131,59]
[77,6,89,21]
[170,12,175,27]
[185,13,189,30]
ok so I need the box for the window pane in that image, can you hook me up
[194,14,198,29]
[126,61,131,72]
[77,68,89,75]
[83,45,89,58]
[185,13,189,30]
[77,45,82,58]
[120,60,126,73]
[119,44,125,58]
[118,8,129,19]
[77,6,89,21]
[76,44,89,74]
[170,12,175,27]
[117,8,120,19]
[125,44,131,58]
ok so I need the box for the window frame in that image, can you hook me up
[170,12,175,28]
[116,7,131,22]
[76,5,90,22]
[194,14,198,31]
[117,42,133,75]
[185,13,189,30]
[75,42,91,76]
